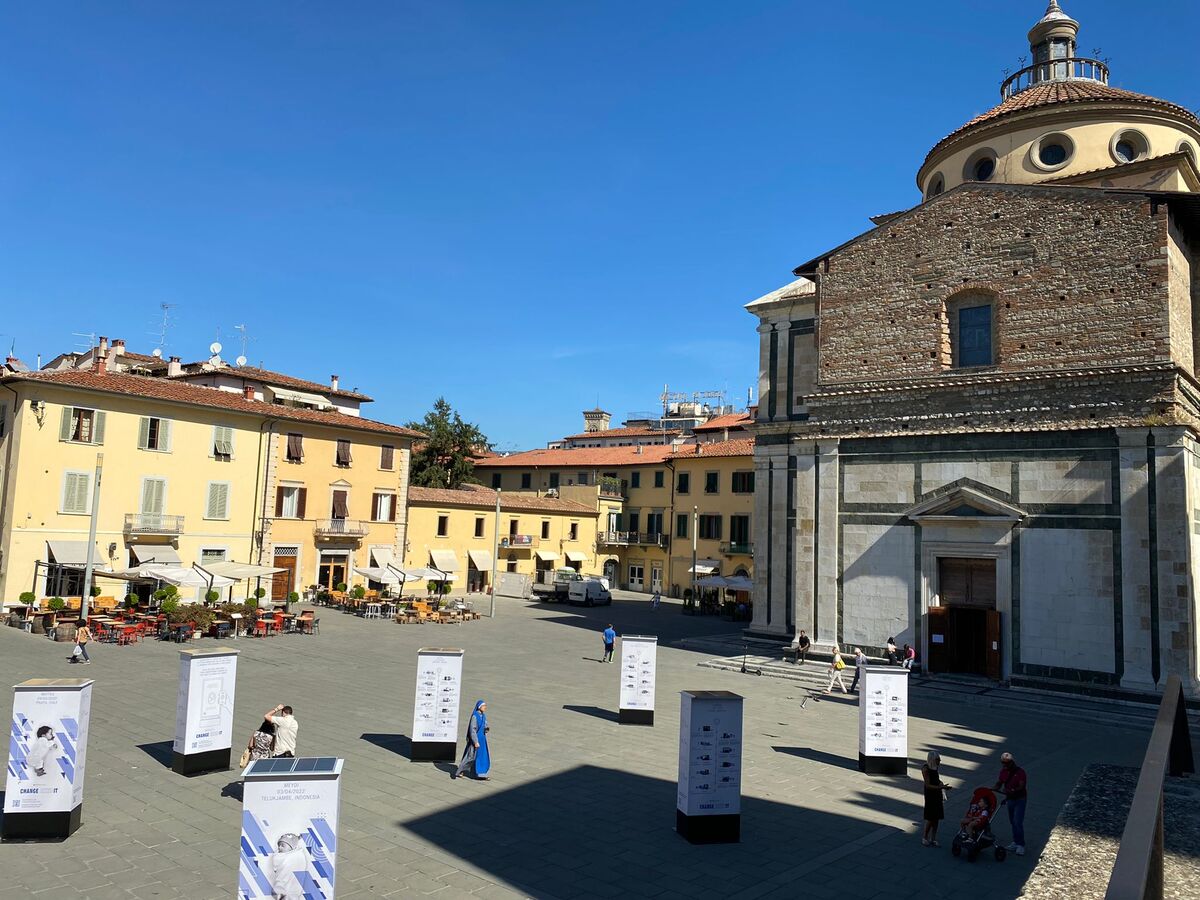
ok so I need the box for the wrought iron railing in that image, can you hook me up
[314,518,369,538]
[1001,57,1109,99]
[499,534,536,548]
[720,541,754,556]
[598,531,668,548]
[124,513,185,535]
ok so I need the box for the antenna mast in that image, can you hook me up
[150,303,176,353]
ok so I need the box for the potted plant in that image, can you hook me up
[351,585,365,600]
[16,591,36,624]
[123,593,138,610]
[205,589,220,605]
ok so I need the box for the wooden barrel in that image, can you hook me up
[29,616,45,635]
[56,623,78,643]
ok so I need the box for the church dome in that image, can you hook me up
[917,2,1200,199]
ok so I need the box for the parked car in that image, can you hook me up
[568,579,612,607]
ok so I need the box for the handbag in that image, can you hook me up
[239,745,251,768]
[834,658,845,670]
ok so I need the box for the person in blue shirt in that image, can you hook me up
[602,624,617,663]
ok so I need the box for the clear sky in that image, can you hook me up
[2,1,1196,449]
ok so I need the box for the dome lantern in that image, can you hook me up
[1002,2,1108,100]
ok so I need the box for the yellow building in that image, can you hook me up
[473,437,754,596]
[0,342,419,604]
[404,484,600,591]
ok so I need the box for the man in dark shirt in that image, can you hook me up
[795,630,811,665]
[993,752,1028,855]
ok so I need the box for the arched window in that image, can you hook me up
[945,291,997,368]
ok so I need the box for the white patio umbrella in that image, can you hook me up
[724,576,754,592]
[148,566,237,590]
[695,575,730,588]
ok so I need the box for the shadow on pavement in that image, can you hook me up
[562,704,619,723]
[773,745,859,772]
[360,733,413,760]
[135,740,174,768]
[221,781,243,802]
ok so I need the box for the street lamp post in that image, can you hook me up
[690,504,698,613]
[81,452,104,617]
[489,489,500,617]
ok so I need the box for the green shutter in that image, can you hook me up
[59,407,74,441]
[64,473,90,514]
[160,419,172,451]
[92,411,106,445]
[137,417,150,450]
[207,482,228,519]
[141,478,165,515]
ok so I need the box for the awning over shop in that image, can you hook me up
[129,545,181,565]
[695,575,729,588]
[370,548,395,568]
[565,551,588,563]
[46,540,98,567]
[688,559,721,575]
[535,549,560,562]
[724,576,753,592]
[468,550,493,570]
[198,561,285,580]
[429,549,460,572]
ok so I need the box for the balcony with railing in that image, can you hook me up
[124,513,185,536]
[1000,57,1109,99]
[598,477,626,500]
[598,531,668,548]
[499,534,537,550]
[314,518,369,538]
[721,541,754,556]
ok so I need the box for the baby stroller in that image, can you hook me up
[951,787,1007,862]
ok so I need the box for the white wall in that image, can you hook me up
[841,523,914,648]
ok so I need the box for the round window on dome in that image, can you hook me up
[963,149,997,183]
[1111,129,1149,165]
[1031,133,1075,172]
[925,173,945,200]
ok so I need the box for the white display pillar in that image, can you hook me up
[676,690,742,844]
[240,757,343,899]
[618,635,657,725]
[173,647,239,775]
[858,666,908,775]
[411,648,464,761]
[3,678,94,841]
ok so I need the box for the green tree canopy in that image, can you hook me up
[406,398,490,489]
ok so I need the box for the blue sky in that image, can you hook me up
[2,1,1196,449]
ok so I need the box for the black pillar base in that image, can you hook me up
[172,747,232,776]
[619,709,654,726]
[411,741,457,762]
[1,804,82,842]
[858,753,906,775]
[675,810,740,844]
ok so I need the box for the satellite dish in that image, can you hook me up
[235,355,247,367]
[152,348,163,358]
[209,341,223,356]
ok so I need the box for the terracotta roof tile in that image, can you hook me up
[475,438,754,469]
[4,370,420,438]
[172,364,373,401]
[692,412,752,432]
[668,438,755,459]
[560,425,679,441]
[408,485,597,515]
[925,81,1200,167]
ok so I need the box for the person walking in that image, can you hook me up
[849,647,868,692]
[651,590,661,611]
[993,751,1029,856]
[264,704,298,758]
[921,750,952,846]
[454,700,491,780]
[73,620,92,664]
[602,623,617,663]
[823,645,849,693]
[795,629,811,665]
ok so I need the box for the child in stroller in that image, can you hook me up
[951,787,1007,862]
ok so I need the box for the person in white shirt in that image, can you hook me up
[28,725,59,777]
[264,705,298,758]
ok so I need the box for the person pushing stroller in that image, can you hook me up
[951,787,1008,862]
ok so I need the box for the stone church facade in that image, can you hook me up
[747,2,1200,698]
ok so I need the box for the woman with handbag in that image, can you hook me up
[241,718,276,767]
[823,645,849,694]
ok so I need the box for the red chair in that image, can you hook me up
[273,612,285,634]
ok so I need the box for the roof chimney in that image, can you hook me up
[330,374,339,391]
[95,352,107,376]
[98,336,109,356]
[697,444,703,455]
[112,339,126,356]
[167,356,182,378]
[243,384,255,400]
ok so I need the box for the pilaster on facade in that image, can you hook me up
[258,429,281,564]
[393,445,413,561]
[814,440,840,645]
[1116,427,1156,691]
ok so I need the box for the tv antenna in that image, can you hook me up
[150,303,176,353]
[71,332,98,354]
[232,324,254,366]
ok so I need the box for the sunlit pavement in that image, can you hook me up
[0,595,1148,899]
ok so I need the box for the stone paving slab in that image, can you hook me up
[0,595,1157,899]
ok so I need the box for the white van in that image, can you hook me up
[567,578,612,607]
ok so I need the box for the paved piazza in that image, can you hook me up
[0,595,1152,899]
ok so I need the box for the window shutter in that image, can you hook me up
[160,419,172,451]
[332,490,348,518]
[207,483,228,519]
[64,473,89,513]
[381,445,394,469]
[142,478,165,514]
[92,411,106,444]
[371,493,380,521]
[59,407,74,441]
[389,496,397,522]
[296,487,307,519]
[275,487,285,517]
[137,417,150,450]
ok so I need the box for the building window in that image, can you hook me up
[1112,129,1149,164]
[0,403,7,439]
[521,472,532,489]
[380,445,395,470]
[731,471,755,494]
[964,149,997,183]
[577,472,589,486]
[509,518,519,536]
[275,485,306,519]
[61,471,92,514]
[645,512,662,536]
[140,477,167,517]
[200,548,227,565]
[704,472,719,494]
[729,515,751,548]
[954,303,994,367]
[437,515,449,537]
[541,521,550,539]
[204,482,231,520]
[549,472,559,489]
[676,514,688,539]
[137,416,172,452]
[372,492,396,522]
[474,517,485,538]
[677,472,690,494]
[286,433,304,462]
[631,471,641,489]
[59,406,105,445]
[925,173,945,200]
[492,472,502,489]
[1032,132,1074,171]
[335,439,352,467]
[627,512,640,533]
[698,514,722,540]
[331,490,349,520]
[213,425,234,460]
[654,470,664,488]
[568,522,579,541]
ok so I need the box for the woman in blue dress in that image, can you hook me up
[453,700,490,780]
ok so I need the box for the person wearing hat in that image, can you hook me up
[993,752,1028,856]
[921,750,952,847]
